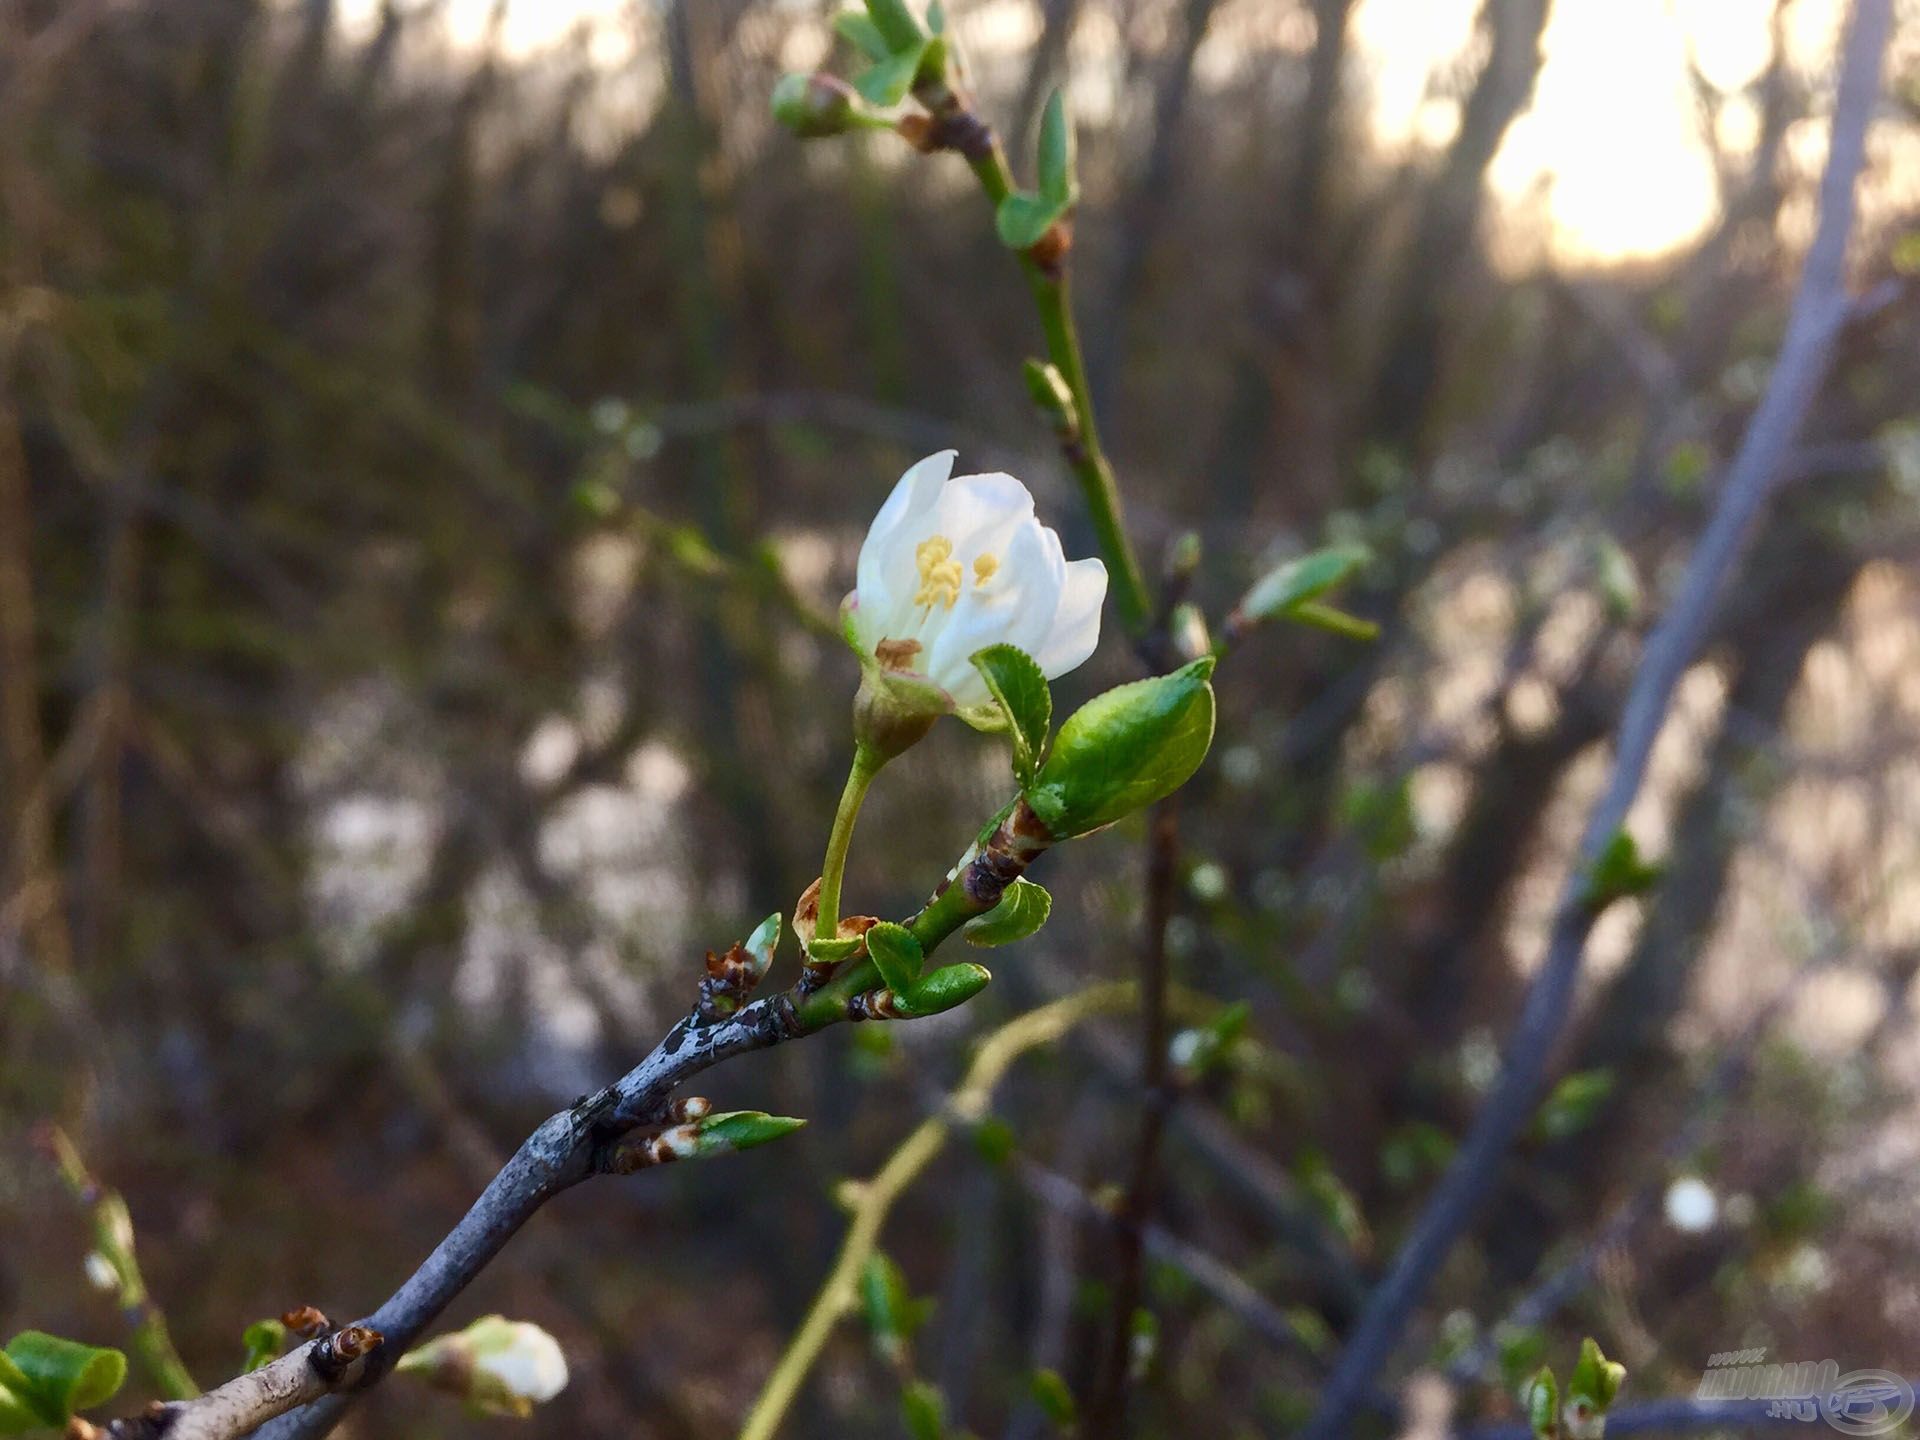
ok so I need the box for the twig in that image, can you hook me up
[1013,1158,1312,1361]
[233,795,1065,1440]
[36,1126,199,1401]
[736,983,1137,1440]
[1087,799,1180,1429]
[1298,2,1894,1432]
[77,1329,382,1440]
[1452,1387,1920,1438]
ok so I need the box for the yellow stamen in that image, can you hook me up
[913,533,963,609]
[973,552,999,586]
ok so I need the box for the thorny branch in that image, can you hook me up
[1300,1,1894,1433]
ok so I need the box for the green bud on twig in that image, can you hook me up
[772,73,884,139]
[1024,658,1216,839]
[1526,1366,1559,1440]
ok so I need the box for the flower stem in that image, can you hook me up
[814,744,883,949]
[957,134,1153,634]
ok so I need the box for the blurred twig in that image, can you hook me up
[36,1126,200,1401]
[736,983,1137,1440]
[1301,2,1895,1430]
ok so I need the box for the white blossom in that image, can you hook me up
[846,451,1106,713]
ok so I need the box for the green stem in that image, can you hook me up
[736,984,1136,1440]
[41,1126,200,1400]
[961,138,1153,633]
[814,744,883,949]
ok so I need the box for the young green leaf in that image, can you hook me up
[1581,830,1662,912]
[241,1319,287,1373]
[1595,533,1641,621]
[1025,658,1217,839]
[835,9,892,60]
[865,921,925,994]
[995,191,1067,251]
[744,911,782,980]
[1028,1368,1078,1427]
[1567,1336,1626,1413]
[963,878,1051,947]
[1532,1069,1615,1142]
[0,1333,127,1430]
[855,42,928,106]
[1022,359,1076,430]
[971,644,1051,784]
[1526,1365,1559,1440]
[865,0,925,49]
[1235,544,1371,624]
[901,1380,948,1440]
[1036,89,1078,207]
[897,962,992,1017]
[694,1111,808,1155]
[808,934,866,964]
[1287,601,1380,641]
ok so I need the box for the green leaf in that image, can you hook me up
[1567,1336,1626,1413]
[901,1380,947,1440]
[1595,534,1641,621]
[241,1319,287,1373]
[865,0,926,51]
[1526,1366,1559,1440]
[854,41,927,106]
[1581,830,1662,912]
[865,921,925,994]
[897,962,991,1017]
[861,1253,932,1357]
[1287,601,1379,641]
[1036,89,1078,207]
[1169,999,1251,1078]
[970,644,1052,784]
[1025,658,1216,839]
[1028,1368,1078,1426]
[835,10,892,59]
[1022,359,1076,428]
[995,191,1068,251]
[0,1333,127,1429]
[972,1116,1016,1167]
[744,912,782,980]
[1236,544,1371,623]
[1533,1069,1615,1142]
[963,878,1051,947]
[808,935,865,964]
[694,1111,807,1155]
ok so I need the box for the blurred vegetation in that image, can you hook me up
[3,0,1920,1436]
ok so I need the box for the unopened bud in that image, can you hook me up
[772,73,866,139]
[398,1317,567,1419]
[1024,659,1216,838]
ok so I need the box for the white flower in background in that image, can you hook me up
[846,450,1107,714]
[397,1314,569,1418]
[1663,1175,1718,1233]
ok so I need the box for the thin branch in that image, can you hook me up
[76,1329,383,1440]
[1298,1,1894,1431]
[37,1126,199,1401]
[736,983,1138,1440]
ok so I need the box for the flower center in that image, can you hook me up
[913,534,964,610]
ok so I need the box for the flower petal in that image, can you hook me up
[924,515,1063,701]
[854,450,955,646]
[1033,556,1107,677]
